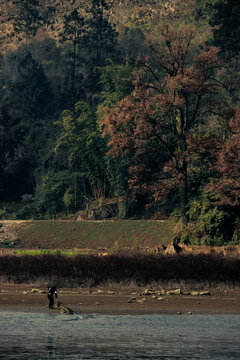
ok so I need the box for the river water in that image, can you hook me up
[0,311,239,359]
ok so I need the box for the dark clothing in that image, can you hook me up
[48,286,57,309]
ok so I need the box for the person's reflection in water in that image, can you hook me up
[47,337,55,360]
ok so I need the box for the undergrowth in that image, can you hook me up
[0,253,239,287]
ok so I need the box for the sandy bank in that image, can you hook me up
[0,283,240,315]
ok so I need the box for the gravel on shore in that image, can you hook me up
[0,283,240,315]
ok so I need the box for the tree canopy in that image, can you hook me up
[0,0,239,245]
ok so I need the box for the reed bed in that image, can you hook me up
[0,253,239,288]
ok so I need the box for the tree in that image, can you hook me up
[61,9,85,103]
[82,0,118,101]
[97,61,135,118]
[55,101,107,208]
[86,0,117,67]
[207,109,240,208]
[207,0,240,57]
[100,26,225,226]
[118,26,147,63]
[12,0,41,45]
[35,170,73,218]
[4,47,52,123]
[0,46,53,201]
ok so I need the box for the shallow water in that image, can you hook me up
[0,311,239,359]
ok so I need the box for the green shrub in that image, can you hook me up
[0,208,7,219]
[231,219,240,244]
[181,195,233,246]
[170,208,181,222]
[199,206,230,245]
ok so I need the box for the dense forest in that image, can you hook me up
[0,0,239,246]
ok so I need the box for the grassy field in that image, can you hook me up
[16,220,174,251]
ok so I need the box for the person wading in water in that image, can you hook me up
[48,286,58,309]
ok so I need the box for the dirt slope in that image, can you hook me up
[0,220,174,250]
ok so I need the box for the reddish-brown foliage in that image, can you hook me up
[207,110,240,207]
[100,26,225,217]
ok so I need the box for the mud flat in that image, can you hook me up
[0,283,240,315]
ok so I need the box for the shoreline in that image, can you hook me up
[1,284,240,315]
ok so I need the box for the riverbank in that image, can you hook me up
[0,283,240,315]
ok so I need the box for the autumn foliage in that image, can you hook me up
[100,26,224,224]
[207,109,240,208]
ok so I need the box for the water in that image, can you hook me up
[0,311,239,359]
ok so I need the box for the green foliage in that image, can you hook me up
[118,26,147,61]
[0,208,7,219]
[13,249,69,256]
[187,199,202,221]
[170,208,182,222]
[35,170,73,217]
[0,0,238,235]
[231,218,240,244]
[199,206,229,246]
[86,0,118,67]
[63,188,75,214]
[61,9,85,104]
[4,47,52,121]
[97,61,135,119]
[205,0,240,56]
[55,101,108,209]
[55,101,97,169]
[180,194,233,246]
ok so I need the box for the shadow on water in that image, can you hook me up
[0,311,240,359]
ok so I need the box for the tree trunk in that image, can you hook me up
[180,167,188,228]
[179,126,188,228]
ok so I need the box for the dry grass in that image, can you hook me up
[0,252,240,288]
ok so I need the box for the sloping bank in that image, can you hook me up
[14,220,174,250]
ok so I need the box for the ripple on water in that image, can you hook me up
[0,312,239,359]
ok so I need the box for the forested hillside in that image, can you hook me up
[0,0,239,246]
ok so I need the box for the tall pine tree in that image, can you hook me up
[12,0,41,45]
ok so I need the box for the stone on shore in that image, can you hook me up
[157,289,165,295]
[56,302,74,315]
[137,298,146,304]
[167,289,182,295]
[199,291,211,296]
[31,288,39,293]
[143,289,154,295]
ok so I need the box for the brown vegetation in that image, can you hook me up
[0,252,240,288]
